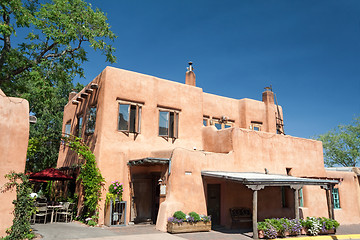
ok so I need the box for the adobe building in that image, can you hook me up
[57,64,360,236]
[0,89,30,237]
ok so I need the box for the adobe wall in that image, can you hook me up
[156,129,329,231]
[0,89,29,237]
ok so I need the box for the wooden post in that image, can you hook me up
[247,185,265,239]
[330,185,335,220]
[324,185,333,220]
[253,190,258,239]
[290,185,302,220]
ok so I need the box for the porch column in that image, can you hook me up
[290,185,302,220]
[247,185,265,239]
[323,185,334,220]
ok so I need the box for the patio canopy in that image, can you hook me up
[29,168,74,181]
[201,171,339,186]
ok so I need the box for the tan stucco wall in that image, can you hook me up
[0,89,29,237]
[57,67,360,231]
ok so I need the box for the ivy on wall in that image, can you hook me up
[1,172,36,240]
[63,135,105,222]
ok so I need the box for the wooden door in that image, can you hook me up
[207,184,221,226]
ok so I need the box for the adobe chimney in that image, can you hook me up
[185,61,196,86]
[262,86,274,104]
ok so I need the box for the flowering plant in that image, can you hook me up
[106,180,123,206]
[168,211,211,224]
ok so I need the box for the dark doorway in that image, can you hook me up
[207,184,221,226]
[132,173,160,224]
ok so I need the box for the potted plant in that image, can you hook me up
[319,217,339,234]
[167,211,211,233]
[106,180,123,206]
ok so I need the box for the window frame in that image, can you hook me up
[158,108,179,139]
[64,121,71,137]
[77,114,83,138]
[85,106,97,134]
[250,121,262,131]
[332,188,341,209]
[117,101,142,134]
[299,188,304,207]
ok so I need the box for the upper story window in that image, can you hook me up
[118,101,142,134]
[85,106,97,134]
[250,121,262,131]
[203,116,210,126]
[64,121,71,137]
[212,117,234,130]
[77,115,83,137]
[332,188,340,209]
[159,109,179,138]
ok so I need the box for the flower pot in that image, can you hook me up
[258,230,265,239]
[167,221,211,234]
[301,227,307,235]
[320,229,336,235]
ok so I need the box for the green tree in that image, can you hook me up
[0,0,116,171]
[316,117,360,167]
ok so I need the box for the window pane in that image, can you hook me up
[65,123,71,136]
[299,189,303,207]
[118,104,129,131]
[203,119,208,126]
[78,116,83,137]
[86,107,96,134]
[159,111,169,136]
[215,123,222,130]
[253,126,260,131]
[129,105,136,132]
[169,112,174,137]
[225,124,231,128]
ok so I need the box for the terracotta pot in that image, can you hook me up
[258,230,265,239]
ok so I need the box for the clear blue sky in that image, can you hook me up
[77,0,360,139]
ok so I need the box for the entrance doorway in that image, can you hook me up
[207,184,221,226]
[131,173,160,224]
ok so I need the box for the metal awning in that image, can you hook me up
[201,171,339,186]
[128,157,170,166]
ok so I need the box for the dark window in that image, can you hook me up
[77,115,83,137]
[159,110,178,138]
[86,107,97,134]
[118,103,141,133]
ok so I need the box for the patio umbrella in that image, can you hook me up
[29,168,74,181]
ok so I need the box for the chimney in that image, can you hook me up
[185,61,196,86]
[69,90,77,101]
[262,86,274,104]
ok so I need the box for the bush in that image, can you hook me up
[188,212,201,222]
[173,211,186,220]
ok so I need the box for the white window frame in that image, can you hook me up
[158,108,179,139]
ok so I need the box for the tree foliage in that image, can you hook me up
[316,117,360,167]
[0,0,116,172]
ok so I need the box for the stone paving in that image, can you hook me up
[32,222,360,240]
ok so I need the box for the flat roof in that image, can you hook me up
[201,171,339,186]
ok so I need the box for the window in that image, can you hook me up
[203,116,210,126]
[299,188,304,207]
[250,121,262,131]
[64,122,71,137]
[332,188,340,209]
[159,110,179,138]
[212,118,234,130]
[77,115,83,137]
[85,106,97,134]
[281,187,287,208]
[118,102,142,133]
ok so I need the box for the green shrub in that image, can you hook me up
[173,211,186,220]
[188,212,201,222]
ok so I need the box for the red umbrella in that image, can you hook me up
[29,168,74,181]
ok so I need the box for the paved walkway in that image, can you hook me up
[32,222,360,240]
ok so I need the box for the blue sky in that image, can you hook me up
[77,0,360,139]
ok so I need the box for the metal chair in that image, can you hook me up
[33,203,49,224]
[56,202,75,223]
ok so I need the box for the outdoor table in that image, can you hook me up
[48,205,63,223]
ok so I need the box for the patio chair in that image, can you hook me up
[56,202,75,223]
[33,203,49,224]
